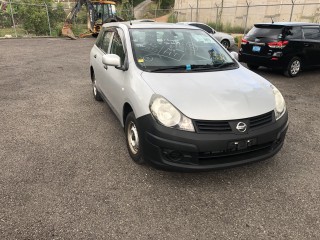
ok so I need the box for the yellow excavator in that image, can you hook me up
[62,0,123,39]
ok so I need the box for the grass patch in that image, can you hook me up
[207,22,245,34]
[0,27,28,37]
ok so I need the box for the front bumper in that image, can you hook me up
[137,112,288,171]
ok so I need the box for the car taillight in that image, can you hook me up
[267,41,288,49]
[241,39,248,44]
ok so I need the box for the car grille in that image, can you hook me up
[249,111,273,129]
[194,120,232,133]
[194,111,274,133]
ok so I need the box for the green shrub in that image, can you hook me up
[167,12,177,23]
[207,21,244,34]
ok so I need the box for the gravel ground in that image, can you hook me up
[0,38,319,239]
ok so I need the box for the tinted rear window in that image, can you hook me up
[246,26,284,40]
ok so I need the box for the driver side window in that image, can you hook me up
[110,31,126,66]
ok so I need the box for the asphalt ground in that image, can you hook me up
[0,38,319,239]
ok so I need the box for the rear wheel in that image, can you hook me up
[125,112,145,164]
[221,39,230,49]
[284,57,301,77]
[247,64,260,70]
[92,72,103,101]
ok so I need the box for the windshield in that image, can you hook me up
[129,28,236,72]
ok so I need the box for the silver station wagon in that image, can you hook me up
[90,22,288,171]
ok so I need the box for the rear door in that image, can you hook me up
[302,26,320,66]
[242,25,284,56]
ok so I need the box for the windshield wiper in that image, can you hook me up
[214,62,236,68]
[149,65,187,72]
[149,62,236,72]
[191,62,236,71]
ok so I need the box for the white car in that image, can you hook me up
[90,22,288,171]
[177,22,235,49]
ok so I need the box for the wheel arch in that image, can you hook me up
[90,66,94,82]
[123,102,133,127]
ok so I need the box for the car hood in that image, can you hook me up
[140,67,275,120]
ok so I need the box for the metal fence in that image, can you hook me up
[1,0,320,38]
[0,0,63,37]
[172,1,320,33]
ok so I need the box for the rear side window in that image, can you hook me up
[303,27,320,40]
[246,26,284,40]
[284,26,302,40]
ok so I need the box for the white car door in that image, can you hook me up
[100,28,127,120]
[91,30,113,94]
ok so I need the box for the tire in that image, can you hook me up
[284,57,301,77]
[221,39,230,49]
[125,112,145,164]
[247,64,259,70]
[92,72,103,101]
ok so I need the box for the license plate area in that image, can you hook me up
[228,139,257,151]
[252,46,261,52]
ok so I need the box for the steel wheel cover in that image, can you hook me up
[127,121,139,155]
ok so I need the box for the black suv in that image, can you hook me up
[239,22,320,77]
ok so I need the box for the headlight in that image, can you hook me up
[271,85,286,120]
[149,95,195,132]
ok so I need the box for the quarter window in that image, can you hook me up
[285,26,302,39]
[303,27,320,40]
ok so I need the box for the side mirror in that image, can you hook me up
[102,54,121,67]
[230,51,239,61]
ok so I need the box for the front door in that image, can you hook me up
[302,26,320,66]
[100,28,127,120]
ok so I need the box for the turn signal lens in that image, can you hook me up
[241,39,249,44]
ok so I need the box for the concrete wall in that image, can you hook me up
[174,0,320,28]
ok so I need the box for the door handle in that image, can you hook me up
[304,43,310,47]
[94,54,97,58]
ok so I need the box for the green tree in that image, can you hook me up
[0,6,12,28]
[17,0,65,35]
[154,0,174,9]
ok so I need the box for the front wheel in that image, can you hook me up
[284,57,301,77]
[125,112,145,164]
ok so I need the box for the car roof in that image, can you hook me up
[254,22,320,27]
[102,21,199,30]
[177,22,209,25]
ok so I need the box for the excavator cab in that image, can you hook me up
[62,0,119,40]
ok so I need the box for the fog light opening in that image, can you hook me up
[162,149,183,162]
